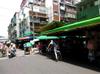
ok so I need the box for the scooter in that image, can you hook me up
[8,50,16,58]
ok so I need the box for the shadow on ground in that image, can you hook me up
[62,56,100,72]
[38,52,100,72]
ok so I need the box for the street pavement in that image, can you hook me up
[0,49,100,74]
[0,49,24,60]
[16,49,24,57]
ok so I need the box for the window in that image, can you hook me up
[60,11,65,17]
[54,11,58,15]
[72,14,76,18]
[99,8,100,15]
[14,23,16,26]
[65,0,72,4]
[42,0,45,1]
[95,1,98,5]
[53,0,58,3]
[98,0,100,5]
[67,13,76,18]
[66,0,71,2]
[30,22,33,26]
[95,0,100,6]
[30,27,33,31]
[30,16,32,20]
[90,2,94,7]
[79,7,82,11]
[61,0,64,2]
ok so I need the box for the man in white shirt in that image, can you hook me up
[47,40,60,61]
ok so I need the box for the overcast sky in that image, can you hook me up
[0,0,22,38]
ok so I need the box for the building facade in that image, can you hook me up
[19,0,48,38]
[47,0,77,23]
[8,12,19,42]
[8,0,78,41]
[77,0,100,20]
[60,0,77,23]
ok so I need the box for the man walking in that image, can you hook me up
[47,40,61,61]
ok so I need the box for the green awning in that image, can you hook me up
[40,21,65,32]
[41,16,100,35]
[37,36,59,40]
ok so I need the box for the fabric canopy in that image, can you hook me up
[24,42,33,47]
[30,39,39,44]
[17,36,33,40]
[37,36,59,40]
[18,37,30,40]
[41,16,100,35]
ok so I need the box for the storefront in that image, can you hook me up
[40,16,100,62]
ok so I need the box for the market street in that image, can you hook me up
[0,52,100,74]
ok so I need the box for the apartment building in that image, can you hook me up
[47,0,77,23]
[60,0,77,23]
[19,0,48,38]
[8,12,19,42]
[8,0,78,41]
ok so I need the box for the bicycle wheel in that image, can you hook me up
[57,51,62,61]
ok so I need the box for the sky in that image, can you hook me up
[0,0,22,38]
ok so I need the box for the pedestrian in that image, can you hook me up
[37,42,43,54]
[2,43,8,57]
[87,39,95,62]
[47,40,60,61]
[0,42,3,57]
[24,43,31,55]
[0,42,3,51]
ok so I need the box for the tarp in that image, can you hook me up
[41,16,100,35]
[17,36,33,40]
[37,36,59,40]
[24,42,33,47]
[18,37,30,40]
[30,39,39,44]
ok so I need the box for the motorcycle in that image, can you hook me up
[8,50,16,58]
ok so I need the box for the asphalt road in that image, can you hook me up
[0,54,100,74]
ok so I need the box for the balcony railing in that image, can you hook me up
[40,21,47,24]
[32,5,48,14]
